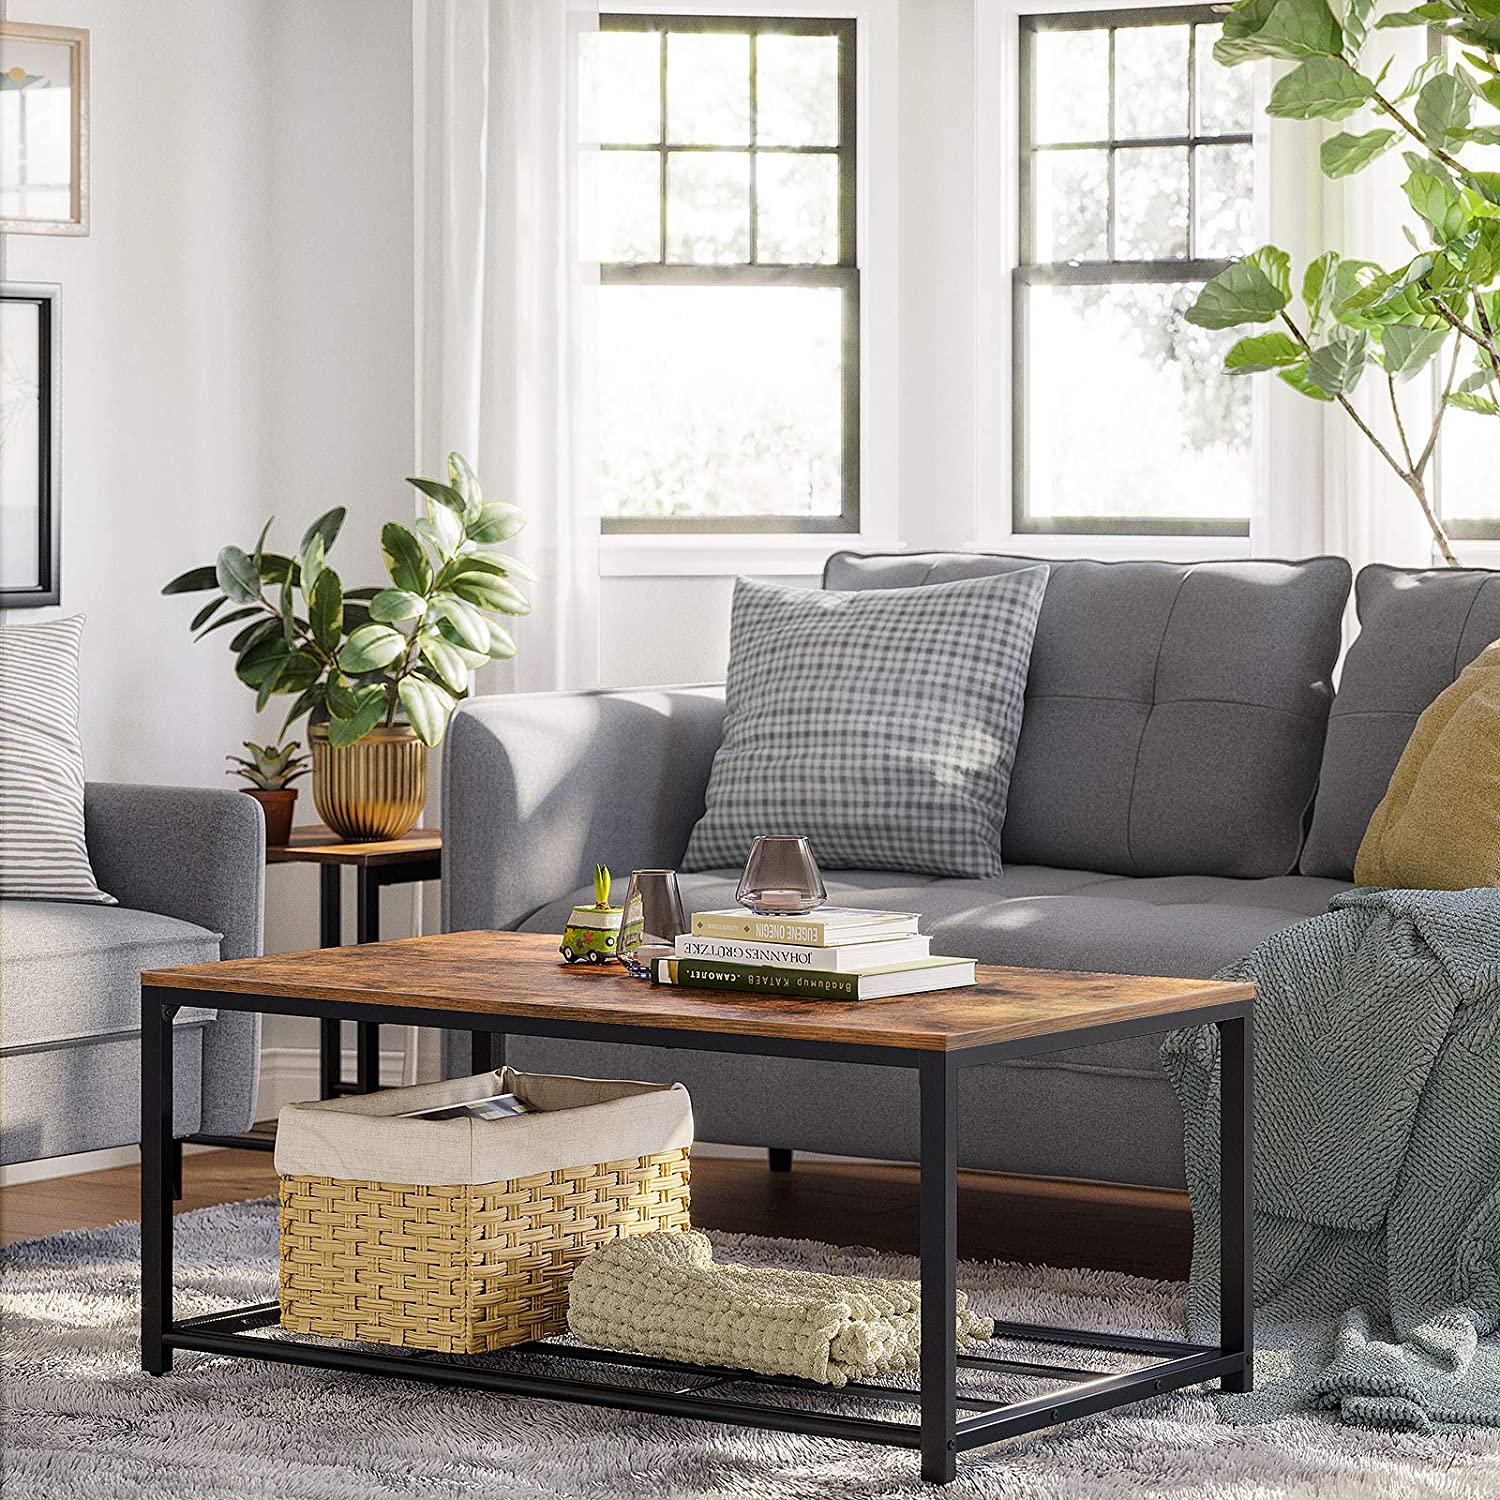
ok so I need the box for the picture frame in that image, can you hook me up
[0,22,89,236]
[0,283,62,609]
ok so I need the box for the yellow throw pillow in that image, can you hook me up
[1355,639,1500,890]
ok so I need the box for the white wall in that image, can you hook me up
[1,0,417,1125]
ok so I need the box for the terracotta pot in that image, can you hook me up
[310,723,427,841]
[241,787,297,847]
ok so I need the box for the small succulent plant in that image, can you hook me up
[226,740,310,792]
[593,864,614,910]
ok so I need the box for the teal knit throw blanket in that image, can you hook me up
[1163,886,1500,1432]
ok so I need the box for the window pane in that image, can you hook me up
[667,32,749,145]
[1033,149,1108,261]
[599,150,660,263]
[757,153,838,264]
[757,34,838,146]
[667,151,750,263]
[596,30,660,143]
[1032,29,1108,144]
[1440,405,1500,525]
[1114,25,1189,139]
[598,285,844,520]
[1022,282,1251,524]
[1195,143,1254,260]
[1115,147,1188,259]
[1195,24,1253,134]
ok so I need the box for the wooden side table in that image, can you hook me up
[266,825,443,1097]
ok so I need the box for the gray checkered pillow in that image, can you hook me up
[683,569,1049,878]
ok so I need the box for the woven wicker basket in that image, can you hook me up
[275,1069,693,1354]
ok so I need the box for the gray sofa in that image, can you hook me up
[442,554,1500,1191]
[0,783,265,1166]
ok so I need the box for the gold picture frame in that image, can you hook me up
[0,22,89,236]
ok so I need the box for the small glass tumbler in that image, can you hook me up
[735,835,828,915]
[618,868,688,979]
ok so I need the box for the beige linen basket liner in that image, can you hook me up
[275,1067,693,1354]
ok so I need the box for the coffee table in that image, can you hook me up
[140,930,1253,1485]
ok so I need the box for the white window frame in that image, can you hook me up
[598,0,899,578]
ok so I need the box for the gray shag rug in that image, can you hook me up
[4,1200,1500,1499]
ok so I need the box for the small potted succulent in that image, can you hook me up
[226,740,309,847]
[163,452,531,841]
[560,865,626,964]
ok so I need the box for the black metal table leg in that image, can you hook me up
[319,867,342,1098]
[1218,1011,1255,1392]
[141,991,176,1375]
[354,868,381,1091]
[919,1051,959,1484]
[470,1030,504,1074]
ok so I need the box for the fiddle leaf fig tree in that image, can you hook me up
[163,452,532,748]
[1186,0,1500,565]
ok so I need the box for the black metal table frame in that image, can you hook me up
[141,986,1253,1485]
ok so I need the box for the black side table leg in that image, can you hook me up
[1218,1011,1255,1392]
[319,867,343,1098]
[470,1031,505,1074]
[919,1051,959,1484]
[141,990,176,1376]
[355,867,381,1091]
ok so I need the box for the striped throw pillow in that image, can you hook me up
[0,615,113,903]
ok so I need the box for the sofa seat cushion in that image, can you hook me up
[0,900,220,1054]
[824,552,1350,880]
[520,865,1346,1076]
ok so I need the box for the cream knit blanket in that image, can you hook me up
[566,1230,994,1387]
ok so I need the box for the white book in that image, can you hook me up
[674,933,932,972]
[690,906,920,946]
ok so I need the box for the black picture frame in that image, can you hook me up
[0,281,61,608]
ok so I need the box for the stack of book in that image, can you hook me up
[650,906,976,1001]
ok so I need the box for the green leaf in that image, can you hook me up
[418,632,471,693]
[484,618,517,660]
[258,552,298,586]
[279,682,325,738]
[1336,256,1447,327]
[1214,0,1344,63]
[1415,71,1472,145]
[298,507,345,560]
[465,502,526,545]
[369,588,427,623]
[1460,125,1500,145]
[398,675,456,748]
[1224,330,1304,373]
[236,634,293,691]
[1404,158,1470,241]
[278,651,322,697]
[1461,218,1500,283]
[1305,329,1371,395]
[325,678,360,719]
[189,596,227,631]
[1278,360,1338,400]
[415,502,464,558]
[1320,128,1396,178]
[1380,324,1450,380]
[381,521,433,594]
[406,476,467,514]
[1267,57,1376,120]
[428,593,490,651]
[1465,170,1500,206]
[433,619,492,670]
[1303,251,1340,333]
[194,605,260,642]
[1185,246,1292,329]
[448,570,532,615]
[448,452,482,513]
[1343,0,1376,52]
[280,579,298,644]
[309,567,343,654]
[215,546,262,604]
[163,564,221,595]
[329,684,389,747]
[1449,390,1500,413]
[338,622,407,673]
[1376,2,1452,26]
[301,533,325,598]
[230,617,279,654]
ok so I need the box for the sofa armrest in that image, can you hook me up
[85,782,265,1134]
[442,686,726,933]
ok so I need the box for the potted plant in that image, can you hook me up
[226,740,309,846]
[163,452,531,840]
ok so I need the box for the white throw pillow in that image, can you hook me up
[0,615,113,903]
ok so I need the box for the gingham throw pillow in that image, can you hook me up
[683,569,1050,878]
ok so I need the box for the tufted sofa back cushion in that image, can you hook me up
[823,551,1351,878]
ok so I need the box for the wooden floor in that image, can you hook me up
[0,1146,1191,1279]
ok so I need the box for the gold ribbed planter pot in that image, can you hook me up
[310,724,428,842]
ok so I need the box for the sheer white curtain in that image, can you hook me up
[413,0,600,695]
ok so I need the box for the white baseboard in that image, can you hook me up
[254,1044,413,1120]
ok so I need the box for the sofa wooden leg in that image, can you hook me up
[768,1147,793,1173]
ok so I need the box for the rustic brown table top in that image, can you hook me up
[143,930,1252,1054]
[264,825,443,868]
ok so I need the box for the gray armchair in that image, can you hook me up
[0,783,265,1166]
